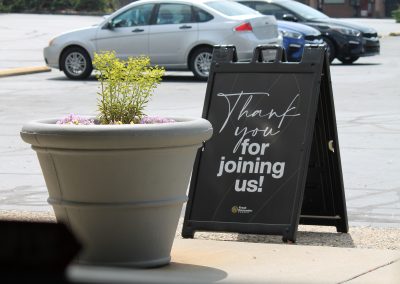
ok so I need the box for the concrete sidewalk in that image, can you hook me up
[67,238,400,284]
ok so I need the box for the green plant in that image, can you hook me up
[93,51,165,125]
[392,7,400,23]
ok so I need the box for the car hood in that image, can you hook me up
[54,25,98,41]
[307,18,377,34]
[277,20,320,36]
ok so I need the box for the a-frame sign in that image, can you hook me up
[183,45,348,242]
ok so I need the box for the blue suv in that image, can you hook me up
[278,20,323,62]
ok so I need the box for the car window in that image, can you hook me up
[156,4,193,25]
[279,0,328,20]
[193,7,214,22]
[239,1,289,19]
[112,4,154,27]
[205,0,259,16]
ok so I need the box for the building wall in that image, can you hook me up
[323,2,356,17]
[385,0,400,17]
[298,0,387,17]
[374,0,386,17]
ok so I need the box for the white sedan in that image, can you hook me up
[44,0,281,80]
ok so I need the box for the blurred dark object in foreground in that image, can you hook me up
[0,220,81,283]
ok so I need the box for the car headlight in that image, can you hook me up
[280,30,303,40]
[49,38,55,46]
[331,27,361,37]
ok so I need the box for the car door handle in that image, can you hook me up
[179,25,192,29]
[132,28,144,33]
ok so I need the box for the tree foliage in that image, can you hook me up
[392,6,400,23]
[0,0,120,12]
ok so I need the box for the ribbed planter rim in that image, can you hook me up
[20,116,213,150]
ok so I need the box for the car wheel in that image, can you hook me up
[323,38,336,63]
[339,56,359,64]
[190,47,213,81]
[60,47,93,80]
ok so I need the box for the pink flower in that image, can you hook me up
[140,116,175,124]
[56,114,174,125]
[56,114,95,125]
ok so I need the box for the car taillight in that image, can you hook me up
[234,22,253,32]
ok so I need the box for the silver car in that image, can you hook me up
[44,0,281,80]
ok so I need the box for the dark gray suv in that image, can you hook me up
[237,0,380,64]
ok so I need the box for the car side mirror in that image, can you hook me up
[102,20,115,30]
[282,14,298,22]
[104,18,126,30]
[103,21,111,30]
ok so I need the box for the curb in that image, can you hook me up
[0,66,51,78]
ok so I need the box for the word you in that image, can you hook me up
[217,91,301,153]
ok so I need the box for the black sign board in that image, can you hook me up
[183,45,348,242]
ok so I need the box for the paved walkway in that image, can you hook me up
[67,238,400,283]
[2,211,400,283]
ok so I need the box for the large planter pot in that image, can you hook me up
[20,117,212,267]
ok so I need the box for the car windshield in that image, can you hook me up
[281,0,328,20]
[205,0,259,16]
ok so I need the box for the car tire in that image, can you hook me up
[60,46,93,80]
[323,38,336,63]
[339,56,359,65]
[189,47,213,81]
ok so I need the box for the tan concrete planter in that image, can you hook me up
[21,117,212,267]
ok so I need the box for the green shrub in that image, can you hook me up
[72,0,107,11]
[0,0,26,12]
[392,8,400,23]
[0,0,73,12]
[93,51,165,125]
[0,0,116,12]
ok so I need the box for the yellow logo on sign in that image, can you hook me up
[231,206,239,214]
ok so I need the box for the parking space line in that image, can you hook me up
[0,66,51,78]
